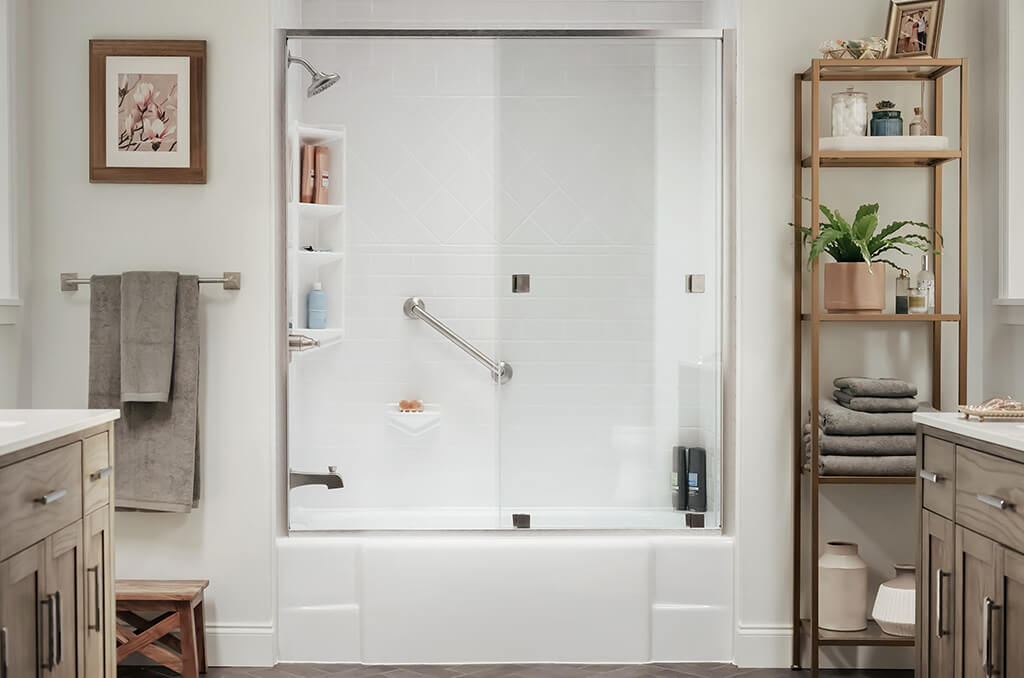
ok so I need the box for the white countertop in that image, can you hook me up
[0,409,120,457]
[914,411,1024,452]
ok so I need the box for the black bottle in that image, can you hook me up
[672,446,687,511]
[686,447,707,512]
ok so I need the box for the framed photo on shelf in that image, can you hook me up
[883,0,944,58]
[89,40,206,183]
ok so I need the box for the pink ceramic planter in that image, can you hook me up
[824,262,886,314]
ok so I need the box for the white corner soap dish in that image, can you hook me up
[385,403,441,436]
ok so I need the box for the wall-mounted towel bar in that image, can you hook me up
[60,272,241,292]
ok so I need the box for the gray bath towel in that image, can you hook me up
[833,377,918,398]
[834,390,919,413]
[89,274,201,513]
[120,271,178,402]
[803,425,917,455]
[803,451,916,477]
[815,399,935,435]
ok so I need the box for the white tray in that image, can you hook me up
[819,135,951,152]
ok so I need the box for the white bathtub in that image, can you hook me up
[277,529,734,664]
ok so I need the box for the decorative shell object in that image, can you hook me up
[872,565,916,637]
[819,541,868,631]
[959,396,1024,421]
[819,37,888,60]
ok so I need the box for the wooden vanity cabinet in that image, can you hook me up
[0,425,115,678]
[918,426,1024,678]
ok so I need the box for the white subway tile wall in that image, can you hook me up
[288,35,721,528]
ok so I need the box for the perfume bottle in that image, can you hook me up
[895,268,911,314]
[917,255,935,313]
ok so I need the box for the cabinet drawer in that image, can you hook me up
[83,431,112,514]
[921,436,955,519]
[955,445,1024,553]
[0,442,83,561]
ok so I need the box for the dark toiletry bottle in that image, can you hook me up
[686,447,707,512]
[672,446,687,511]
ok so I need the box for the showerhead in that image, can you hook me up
[288,53,340,97]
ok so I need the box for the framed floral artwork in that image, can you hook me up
[89,40,206,183]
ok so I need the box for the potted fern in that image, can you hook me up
[793,202,940,314]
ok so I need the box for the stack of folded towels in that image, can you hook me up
[804,377,935,477]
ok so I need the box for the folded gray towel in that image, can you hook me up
[804,425,917,455]
[89,274,201,513]
[834,390,919,413]
[120,271,179,402]
[815,399,935,435]
[803,452,916,477]
[833,377,918,398]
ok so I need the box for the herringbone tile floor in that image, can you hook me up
[117,664,912,678]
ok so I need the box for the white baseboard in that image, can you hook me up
[207,624,275,667]
[733,624,791,668]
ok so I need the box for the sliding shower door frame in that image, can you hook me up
[275,27,737,533]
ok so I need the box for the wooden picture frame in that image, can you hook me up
[89,40,206,184]
[883,0,944,58]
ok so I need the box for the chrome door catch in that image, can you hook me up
[512,274,531,293]
[686,274,706,293]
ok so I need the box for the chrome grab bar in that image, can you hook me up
[404,297,512,384]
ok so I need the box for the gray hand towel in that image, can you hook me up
[89,274,201,513]
[803,452,916,477]
[120,271,179,402]
[833,376,918,398]
[815,399,935,435]
[834,390,919,413]
[803,424,917,455]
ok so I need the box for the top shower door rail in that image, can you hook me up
[403,297,512,384]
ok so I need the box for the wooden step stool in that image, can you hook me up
[115,579,210,677]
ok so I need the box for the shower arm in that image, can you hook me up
[287,54,319,78]
[403,297,512,384]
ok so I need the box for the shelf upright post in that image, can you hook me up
[791,72,805,671]
[932,73,944,407]
[958,60,969,405]
[808,58,822,678]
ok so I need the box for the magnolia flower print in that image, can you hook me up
[117,73,179,152]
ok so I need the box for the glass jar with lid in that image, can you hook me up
[831,87,869,137]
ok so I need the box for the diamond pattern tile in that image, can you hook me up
[117,665,913,678]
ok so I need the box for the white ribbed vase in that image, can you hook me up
[872,564,916,637]
[819,541,868,631]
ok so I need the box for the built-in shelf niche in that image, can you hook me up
[286,121,347,348]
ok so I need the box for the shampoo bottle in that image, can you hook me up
[307,282,327,329]
[686,447,707,512]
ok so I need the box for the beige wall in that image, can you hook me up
[21,0,277,665]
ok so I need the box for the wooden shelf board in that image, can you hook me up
[801,150,961,168]
[801,619,915,647]
[801,313,960,322]
[801,58,963,82]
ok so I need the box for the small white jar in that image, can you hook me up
[819,541,868,631]
[831,88,869,137]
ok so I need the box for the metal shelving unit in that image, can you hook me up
[791,58,968,676]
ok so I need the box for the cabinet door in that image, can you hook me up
[1000,547,1024,678]
[955,527,999,678]
[83,509,113,678]
[45,523,84,678]
[922,510,955,678]
[0,542,46,678]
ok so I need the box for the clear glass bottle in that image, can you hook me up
[908,107,929,136]
[895,268,911,314]
[908,286,927,314]
[916,255,935,313]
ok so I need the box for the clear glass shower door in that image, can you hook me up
[493,37,723,529]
